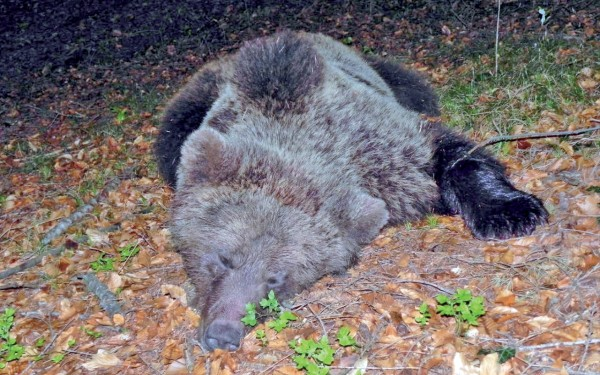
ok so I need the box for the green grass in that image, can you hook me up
[440,38,597,134]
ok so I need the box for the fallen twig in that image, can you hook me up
[307,303,328,337]
[41,176,121,246]
[0,282,43,290]
[519,338,600,351]
[0,172,127,280]
[21,315,78,375]
[78,273,122,316]
[394,279,455,295]
[450,125,600,170]
[467,125,600,155]
[0,246,65,280]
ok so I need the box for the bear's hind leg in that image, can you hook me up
[430,125,548,240]
[367,56,440,116]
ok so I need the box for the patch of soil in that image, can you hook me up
[3,0,595,142]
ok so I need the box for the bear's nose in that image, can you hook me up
[203,319,244,351]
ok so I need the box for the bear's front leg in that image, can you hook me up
[431,126,548,240]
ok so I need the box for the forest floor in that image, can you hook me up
[1,1,599,374]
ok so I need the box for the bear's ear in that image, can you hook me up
[331,192,389,245]
[177,127,240,187]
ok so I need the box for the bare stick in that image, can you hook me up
[468,125,600,155]
[394,279,455,295]
[446,0,469,29]
[41,176,121,246]
[0,246,65,279]
[495,0,502,76]
[307,304,328,337]
[21,315,78,374]
[520,338,600,351]
[79,273,122,316]
[0,171,128,280]
[449,125,600,170]
[0,282,42,290]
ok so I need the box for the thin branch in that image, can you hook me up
[78,273,122,316]
[394,279,455,295]
[520,338,600,351]
[0,282,43,290]
[447,1,469,29]
[41,176,121,246]
[449,125,600,170]
[0,171,129,280]
[0,246,65,280]
[21,315,78,374]
[307,304,327,337]
[469,125,600,155]
[495,0,502,76]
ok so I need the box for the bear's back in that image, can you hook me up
[195,32,438,221]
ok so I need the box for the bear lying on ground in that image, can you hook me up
[155,31,548,351]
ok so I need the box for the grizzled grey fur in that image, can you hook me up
[155,31,547,351]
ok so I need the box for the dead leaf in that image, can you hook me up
[107,272,123,292]
[165,359,188,375]
[452,353,479,375]
[85,228,110,246]
[81,349,122,370]
[162,339,183,361]
[161,284,188,306]
[113,314,125,326]
[526,316,557,330]
[432,330,454,346]
[578,78,597,90]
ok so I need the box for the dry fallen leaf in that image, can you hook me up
[81,349,122,370]
[526,316,558,330]
[85,228,110,246]
[161,284,188,306]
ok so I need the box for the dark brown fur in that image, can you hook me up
[155,31,547,351]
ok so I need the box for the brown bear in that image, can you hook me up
[154,31,547,351]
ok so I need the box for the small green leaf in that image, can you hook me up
[267,317,287,333]
[437,304,455,316]
[586,186,600,193]
[241,314,257,327]
[293,354,312,370]
[118,243,140,260]
[279,310,297,322]
[455,289,472,303]
[90,254,115,272]
[5,344,24,361]
[82,327,103,339]
[35,337,46,347]
[259,290,280,313]
[337,326,357,347]
[51,353,65,363]
[435,295,449,305]
[497,347,517,363]
[314,344,335,365]
[255,329,267,346]
[341,36,353,45]
[241,303,258,327]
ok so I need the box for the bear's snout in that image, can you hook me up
[202,319,245,351]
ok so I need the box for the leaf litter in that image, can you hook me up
[0,1,599,374]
